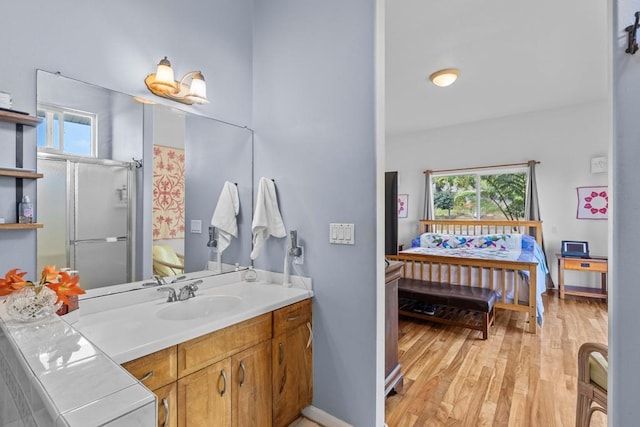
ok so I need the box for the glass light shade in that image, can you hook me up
[429,68,459,87]
[153,57,177,92]
[186,72,208,104]
[188,73,207,98]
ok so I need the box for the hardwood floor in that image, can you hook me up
[385,293,608,427]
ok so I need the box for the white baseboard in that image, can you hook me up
[302,406,353,427]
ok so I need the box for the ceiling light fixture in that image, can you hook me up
[429,68,459,87]
[145,57,209,105]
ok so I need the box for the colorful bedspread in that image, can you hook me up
[403,233,548,325]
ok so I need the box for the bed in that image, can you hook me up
[387,219,548,334]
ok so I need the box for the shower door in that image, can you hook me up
[37,155,134,290]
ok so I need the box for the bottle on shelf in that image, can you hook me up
[18,195,33,224]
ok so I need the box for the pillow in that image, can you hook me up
[419,232,523,250]
[420,233,475,249]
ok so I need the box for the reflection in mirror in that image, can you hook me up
[35,71,254,292]
[36,70,142,290]
[184,115,253,274]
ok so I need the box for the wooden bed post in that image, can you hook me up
[528,265,537,334]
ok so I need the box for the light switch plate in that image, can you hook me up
[330,223,355,245]
[190,219,202,234]
[590,156,607,174]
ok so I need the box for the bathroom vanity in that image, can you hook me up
[121,299,312,427]
[0,270,313,426]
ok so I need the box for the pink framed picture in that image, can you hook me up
[576,186,608,220]
[398,194,408,218]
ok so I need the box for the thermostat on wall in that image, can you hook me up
[591,157,607,174]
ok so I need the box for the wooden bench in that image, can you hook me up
[398,278,498,339]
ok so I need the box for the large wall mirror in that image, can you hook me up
[36,70,253,291]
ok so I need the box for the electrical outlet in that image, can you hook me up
[293,246,304,265]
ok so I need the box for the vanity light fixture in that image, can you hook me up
[144,57,209,105]
[429,68,459,87]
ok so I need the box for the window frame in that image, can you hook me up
[431,165,529,221]
[37,104,97,157]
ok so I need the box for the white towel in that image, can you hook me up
[211,181,240,253]
[250,177,286,260]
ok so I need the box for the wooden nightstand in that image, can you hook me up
[557,254,608,300]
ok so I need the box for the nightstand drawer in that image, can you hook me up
[564,258,607,272]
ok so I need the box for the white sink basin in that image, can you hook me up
[156,295,243,321]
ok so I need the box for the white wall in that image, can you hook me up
[252,1,380,425]
[387,101,609,285]
[611,0,640,424]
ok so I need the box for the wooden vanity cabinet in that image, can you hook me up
[176,312,273,427]
[122,346,178,427]
[272,299,313,427]
[122,301,312,427]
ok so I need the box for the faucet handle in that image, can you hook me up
[157,286,177,302]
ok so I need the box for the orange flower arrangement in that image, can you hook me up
[0,265,85,307]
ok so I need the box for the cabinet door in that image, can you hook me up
[232,340,272,427]
[155,382,177,427]
[178,359,231,427]
[272,322,313,427]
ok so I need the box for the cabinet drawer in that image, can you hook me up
[122,346,177,391]
[178,313,272,378]
[564,258,607,273]
[273,299,312,336]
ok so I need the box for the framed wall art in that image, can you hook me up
[576,186,608,220]
[398,194,408,218]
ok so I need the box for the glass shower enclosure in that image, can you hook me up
[37,154,135,290]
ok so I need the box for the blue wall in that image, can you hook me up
[253,1,379,424]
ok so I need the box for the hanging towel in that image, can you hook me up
[211,181,240,253]
[251,177,286,260]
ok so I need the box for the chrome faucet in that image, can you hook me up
[142,275,168,287]
[157,286,178,302]
[178,280,202,301]
[169,275,187,284]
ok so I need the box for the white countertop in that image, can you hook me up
[0,270,313,425]
[74,278,313,363]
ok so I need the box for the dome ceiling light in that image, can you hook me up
[429,68,459,87]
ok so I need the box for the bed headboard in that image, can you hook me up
[419,219,543,244]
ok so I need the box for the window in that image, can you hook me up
[37,105,97,157]
[432,167,527,221]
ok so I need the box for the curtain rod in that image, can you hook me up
[424,160,539,175]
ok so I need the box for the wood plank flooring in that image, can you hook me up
[385,293,608,427]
